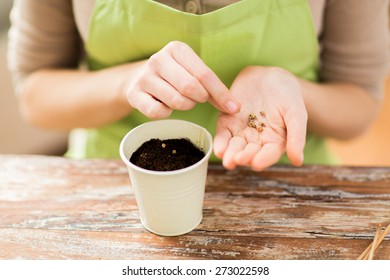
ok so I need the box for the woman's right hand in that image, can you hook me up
[125,41,240,119]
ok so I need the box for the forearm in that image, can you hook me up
[18,61,145,130]
[301,79,381,140]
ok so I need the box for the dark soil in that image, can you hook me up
[130,138,205,171]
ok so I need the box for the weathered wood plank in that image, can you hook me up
[0,155,389,259]
[1,228,389,260]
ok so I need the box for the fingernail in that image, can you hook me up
[226,101,239,113]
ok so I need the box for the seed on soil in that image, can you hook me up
[161,143,166,148]
[130,138,205,171]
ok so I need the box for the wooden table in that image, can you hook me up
[0,155,389,260]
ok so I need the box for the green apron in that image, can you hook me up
[67,0,337,165]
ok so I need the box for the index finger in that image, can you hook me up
[168,41,240,114]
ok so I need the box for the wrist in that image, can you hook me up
[103,63,147,118]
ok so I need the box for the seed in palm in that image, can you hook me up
[248,120,257,128]
[247,113,265,133]
[249,113,257,120]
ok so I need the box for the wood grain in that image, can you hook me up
[0,155,389,260]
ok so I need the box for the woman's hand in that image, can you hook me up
[214,66,308,171]
[125,41,240,119]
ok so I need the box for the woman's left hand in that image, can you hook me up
[214,66,308,171]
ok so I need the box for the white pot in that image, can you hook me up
[119,119,213,236]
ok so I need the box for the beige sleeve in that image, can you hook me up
[319,0,390,100]
[7,0,81,95]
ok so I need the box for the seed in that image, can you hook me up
[172,150,177,154]
[249,113,257,120]
[161,143,166,148]
[248,113,258,128]
[247,113,266,132]
[248,120,257,128]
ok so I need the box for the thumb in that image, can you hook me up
[284,110,307,166]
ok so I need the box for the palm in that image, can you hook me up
[214,67,307,171]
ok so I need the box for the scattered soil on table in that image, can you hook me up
[130,138,205,171]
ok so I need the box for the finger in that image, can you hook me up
[213,120,232,158]
[154,53,209,103]
[128,89,172,119]
[284,110,307,166]
[234,143,261,166]
[222,136,246,170]
[143,74,196,111]
[207,97,228,113]
[168,41,240,114]
[251,143,284,171]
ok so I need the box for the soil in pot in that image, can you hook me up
[130,138,205,171]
